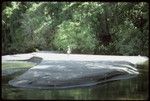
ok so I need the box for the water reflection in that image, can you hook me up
[2,65,148,100]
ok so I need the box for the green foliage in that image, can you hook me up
[2,2,149,56]
[53,21,97,54]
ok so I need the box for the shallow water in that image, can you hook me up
[2,64,149,100]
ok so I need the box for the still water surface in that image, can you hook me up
[2,65,149,100]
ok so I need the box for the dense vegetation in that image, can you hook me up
[2,2,149,56]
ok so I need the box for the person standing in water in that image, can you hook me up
[67,46,71,54]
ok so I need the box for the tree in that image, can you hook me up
[2,2,149,56]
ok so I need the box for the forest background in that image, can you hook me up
[2,2,149,56]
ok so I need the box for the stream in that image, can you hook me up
[2,52,149,100]
[2,65,148,100]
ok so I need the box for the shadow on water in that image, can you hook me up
[2,65,149,100]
